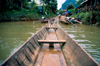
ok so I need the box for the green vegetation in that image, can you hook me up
[0,11,42,21]
[67,4,75,10]
[0,0,57,22]
[65,0,100,27]
[61,0,77,10]
[70,11,100,26]
[58,10,65,15]
[40,0,57,14]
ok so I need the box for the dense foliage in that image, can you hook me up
[67,4,75,10]
[0,0,57,22]
[0,0,28,12]
[40,0,57,14]
[64,0,100,27]
[70,11,100,26]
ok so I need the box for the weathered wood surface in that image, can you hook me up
[38,40,66,43]
[46,26,58,29]
[35,28,67,66]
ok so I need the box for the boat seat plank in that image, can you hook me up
[46,27,58,29]
[38,40,66,43]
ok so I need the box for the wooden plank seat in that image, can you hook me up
[46,27,58,29]
[38,40,66,44]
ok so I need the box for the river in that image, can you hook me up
[0,21,100,64]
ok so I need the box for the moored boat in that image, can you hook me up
[41,20,48,23]
[41,17,48,23]
[1,22,99,66]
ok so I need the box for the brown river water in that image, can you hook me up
[0,21,100,64]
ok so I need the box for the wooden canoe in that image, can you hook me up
[41,20,48,23]
[1,24,99,66]
[60,19,69,24]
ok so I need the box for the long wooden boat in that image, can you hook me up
[1,23,99,66]
[60,19,69,24]
[41,20,48,23]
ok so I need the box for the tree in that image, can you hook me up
[16,0,28,11]
[29,0,37,12]
[50,0,57,13]
[62,0,77,10]
[40,0,57,14]
[67,4,75,10]
[0,0,28,12]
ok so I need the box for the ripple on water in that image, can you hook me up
[33,26,35,28]
[0,40,3,43]
[62,28,72,30]
[1,43,10,49]
[68,34,76,38]
[66,31,77,32]
[28,32,34,36]
[37,28,40,30]
[79,34,85,38]
[79,44,90,48]
[75,39,91,43]
[9,48,18,57]
[79,43,100,64]
[0,37,2,39]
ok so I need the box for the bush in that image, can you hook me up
[69,9,100,26]
[82,8,85,12]
[79,12,85,18]
[0,10,43,22]
[96,15,100,24]
[26,12,42,19]
[0,10,57,22]
[58,10,65,15]
[67,4,75,10]
[68,9,76,15]
[82,12,91,24]
[70,12,92,24]
[45,13,56,18]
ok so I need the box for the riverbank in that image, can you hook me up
[70,12,100,27]
[0,10,56,22]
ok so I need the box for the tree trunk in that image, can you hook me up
[21,0,23,11]
[10,0,13,9]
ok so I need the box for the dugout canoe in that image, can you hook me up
[41,20,48,23]
[60,19,69,24]
[1,24,99,66]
